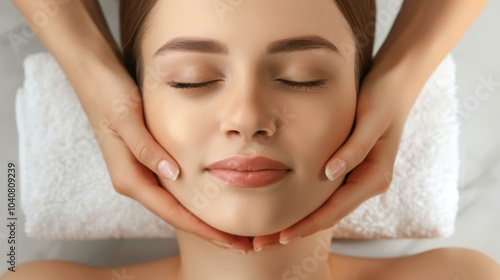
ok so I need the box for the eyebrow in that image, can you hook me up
[154,35,339,57]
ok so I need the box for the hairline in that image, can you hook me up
[136,1,361,93]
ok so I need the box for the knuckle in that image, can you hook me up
[134,139,154,165]
[309,215,324,233]
[106,110,129,131]
[350,141,370,163]
[382,170,394,185]
[111,181,128,196]
[376,181,390,195]
[106,106,139,132]
[109,171,131,196]
[374,175,391,195]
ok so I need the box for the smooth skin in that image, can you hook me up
[273,0,492,247]
[11,0,490,252]
[2,247,500,280]
[3,0,499,279]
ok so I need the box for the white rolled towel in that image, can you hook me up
[16,52,460,240]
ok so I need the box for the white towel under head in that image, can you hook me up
[16,52,460,240]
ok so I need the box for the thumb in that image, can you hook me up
[325,114,388,181]
[119,120,180,181]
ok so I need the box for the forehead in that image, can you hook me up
[142,0,354,56]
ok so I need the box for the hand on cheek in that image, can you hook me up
[253,71,411,250]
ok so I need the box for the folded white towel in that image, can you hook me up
[16,52,460,240]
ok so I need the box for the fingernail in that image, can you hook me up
[325,159,346,181]
[229,248,248,255]
[211,240,233,249]
[279,236,302,245]
[254,243,280,252]
[212,240,247,255]
[158,159,179,181]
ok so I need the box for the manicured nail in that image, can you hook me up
[325,159,347,181]
[254,243,279,252]
[212,240,247,255]
[211,240,233,249]
[279,236,302,245]
[158,159,179,181]
[229,248,248,255]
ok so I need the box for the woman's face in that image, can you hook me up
[141,0,357,236]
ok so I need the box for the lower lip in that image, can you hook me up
[207,169,289,188]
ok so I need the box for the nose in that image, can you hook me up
[219,89,278,142]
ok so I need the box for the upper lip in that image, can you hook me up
[206,156,290,171]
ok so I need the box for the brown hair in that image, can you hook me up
[120,0,376,91]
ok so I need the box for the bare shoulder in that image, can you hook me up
[0,256,179,280]
[332,247,500,280]
[104,255,180,280]
[0,260,104,280]
[393,247,500,280]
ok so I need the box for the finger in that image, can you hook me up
[325,111,390,182]
[252,232,281,252]
[116,117,180,181]
[102,135,252,252]
[133,179,253,252]
[281,161,392,241]
[281,132,400,241]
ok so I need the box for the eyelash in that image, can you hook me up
[277,79,326,90]
[167,79,327,91]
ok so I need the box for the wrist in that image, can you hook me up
[368,46,432,95]
[70,58,139,128]
[65,42,129,91]
[361,52,427,117]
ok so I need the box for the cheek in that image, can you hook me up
[293,90,356,175]
[143,92,209,168]
[284,89,355,220]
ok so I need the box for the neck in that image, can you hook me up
[173,229,334,280]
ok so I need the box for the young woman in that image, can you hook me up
[12,0,491,252]
[3,0,499,279]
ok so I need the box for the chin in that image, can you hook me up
[199,209,299,237]
[159,172,340,237]
[189,194,320,237]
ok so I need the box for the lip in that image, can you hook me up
[206,156,291,188]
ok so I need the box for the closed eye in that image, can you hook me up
[167,79,327,90]
[275,79,326,90]
[167,80,221,89]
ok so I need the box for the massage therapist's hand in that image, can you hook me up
[251,0,489,248]
[12,0,252,252]
[278,66,413,243]
[251,66,415,249]
[91,72,251,252]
